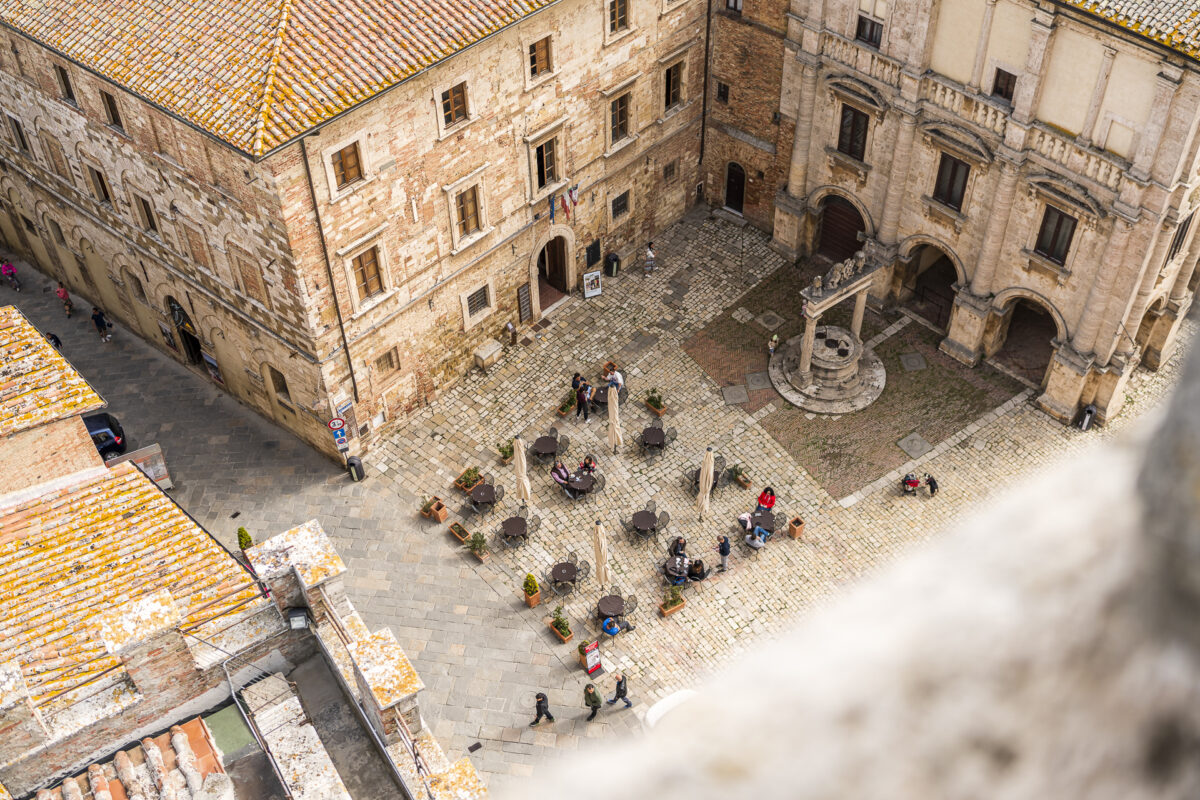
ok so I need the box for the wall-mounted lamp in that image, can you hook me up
[287,607,310,630]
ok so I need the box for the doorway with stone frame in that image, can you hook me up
[815,195,866,261]
[988,297,1059,389]
[166,296,203,366]
[537,235,569,314]
[724,162,746,215]
[897,244,958,330]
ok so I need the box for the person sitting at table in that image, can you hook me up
[602,616,636,636]
[579,455,598,475]
[744,530,765,549]
[663,555,689,585]
[739,511,771,543]
[756,486,777,513]
[668,536,687,558]
[552,460,578,498]
[606,368,625,391]
[688,559,710,582]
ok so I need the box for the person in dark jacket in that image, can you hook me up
[716,535,731,572]
[606,673,632,708]
[530,692,555,726]
[924,473,940,497]
[575,381,593,421]
[584,683,602,721]
[669,537,687,558]
[572,372,583,391]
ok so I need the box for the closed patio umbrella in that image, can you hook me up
[607,388,624,454]
[513,435,533,506]
[593,519,611,589]
[697,446,715,521]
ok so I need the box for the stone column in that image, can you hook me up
[878,110,918,245]
[969,158,1021,296]
[1113,217,1174,359]
[1077,47,1116,147]
[1131,66,1184,182]
[796,314,819,386]
[967,0,999,93]
[1143,222,1200,369]
[1072,215,1138,357]
[787,57,820,197]
[851,290,868,340]
[1012,9,1056,126]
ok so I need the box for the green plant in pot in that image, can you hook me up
[646,387,664,410]
[558,391,576,414]
[523,573,539,596]
[497,439,515,461]
[664,584,683,609]
[551,605,571,638]
[237,526,253,551]
[466,531,488,556]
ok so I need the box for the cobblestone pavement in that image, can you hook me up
[3,209,1194,792]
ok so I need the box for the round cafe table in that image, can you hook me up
[569,473,596,494]
[641,427,665,447]
[551,562,577,583]
[533,436,558,456]
[500,517,527,538]
[471,483,496,504]
[750,510,775,533]
[632,510,657,531]
[597,595,625,619]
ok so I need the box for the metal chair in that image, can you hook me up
[577,560,591,581]
[557,435,571,457]
[480,471,494,486]
[646,500,657,515]
[493,485,505,503]
[517,503,529,518]
[665,427,678,445]
[567,550,579,565]
[529,443,549,465]
[528,515,542,534]
[549,426,559,439]
[649,417,664,430]
[592,473,607,495]
[657,511,671,534]
[686,468,700,494]
[623,595,638,616]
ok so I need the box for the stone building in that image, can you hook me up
[730,0,1200,422]
[0,0,706,457]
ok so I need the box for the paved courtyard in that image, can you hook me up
[3,209,1194,793]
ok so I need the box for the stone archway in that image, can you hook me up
[990,296,1062,388]
[816,195,866,261]
[724,162,746,215]
[166,296,203,365]
[529,225,576,318]
[898,243,960,329]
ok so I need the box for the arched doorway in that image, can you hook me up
[724,163,746,215]
[992,298,1058,388]
[166,296,203,365]
[537,236,569,309]
[816,195,866,261]
[900,245,958,329]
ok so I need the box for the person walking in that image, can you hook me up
[530,692,555,726]
[716,534,730,572]
[606,673,633,709]
[584,683,602,722]
[643,242,656,276]
[2,260,20,291]
[91,307,112,342]
[575,380,592,422]
[56,282,73,317]
[45,332,62,350]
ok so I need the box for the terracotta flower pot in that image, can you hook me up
[734,474,751,489]
[454,468,483,493]
[430,502,448,523]
[499,454,513,466]
[549,621,573,643]
[659,598,686,617]
[448,522,469,543]
[646,401,667,417]
[788,516,805,539]
[473,549,490,562]
[524,589,541,608]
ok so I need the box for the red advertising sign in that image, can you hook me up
[583,639,602,675]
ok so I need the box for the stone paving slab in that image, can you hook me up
[897,432,933,459]
[745,371,771,391]
[721,385,750,404]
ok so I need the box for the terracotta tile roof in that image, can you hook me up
[0,461,264,708]
[37,716,226,800]
[0,306,103,437]
[0,0,557,157]
[427,758,488,800]
[1063,0,1200,57]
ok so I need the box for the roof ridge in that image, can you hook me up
[251,0,297,157]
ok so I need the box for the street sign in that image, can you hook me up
[582,639,601,675]
[328,417,346,431]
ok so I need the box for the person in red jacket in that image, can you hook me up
[756,487,776,513]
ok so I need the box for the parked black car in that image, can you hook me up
[83,412,127,458]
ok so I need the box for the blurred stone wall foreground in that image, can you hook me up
[514,343,1200,799]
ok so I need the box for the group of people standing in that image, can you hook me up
[570,366,624,423]
[531,673,633,727]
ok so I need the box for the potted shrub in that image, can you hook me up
[465,531,490,562]
[729,464,751,489]
[645,387,667,417]
[497,439,515,465]
[523,573,541,608]
[659,585,686,617]
[788,515,806,539]
[421,495,448,522]
[454,466,482,493]
[448,521,469,543]
[577,641,591,669]
[548,605,573,643]
[237,526,253,553]
[556,391,577,417]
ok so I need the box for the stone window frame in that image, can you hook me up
[918,124,991,224]
[334,224,395,315]
[608,187,634,225]
[522,32,558,91]
[656,40,698,123]
[432,78,475,140]
[660,0,688,16]
[4,113,30,154]
[604,0,637,47]
[373,346,401,378]
[442,164,494,255]
[82,160,115,207]
[264,364,293,410]
[662,157,679,183]
[854,14,884,49]
[524,117,568,204]
[321,132,375,203]
[52,63,77,107]
[99,89,125,134]
[129,189,161,237]
[1020,180,1097,282]
[39,131,73,184]
[228,241,275,312]
[459,277,496,331]
[823,78,886,178]
[602,75,641,157]
[987,61,1021,105]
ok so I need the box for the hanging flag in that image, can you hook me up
[561,195,570,221]
[548,193,555,223]
[568,186,579,208]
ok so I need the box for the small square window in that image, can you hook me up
[837,104,869,162]
[53,65,76,105]
[466,285,490,316]
[352,246,384,301]
[992,68,1017,103]
[609,0,629,32]
[267,366,291,402]
[535,138,557,189]
[663,159,678,182]
[6,115,29,153]
[456,186,481,238]
[332,142,363,189]
[716,82,730,104]
[529,37,552,78]
[726,0,742,11]
[1166,212,1195,263]
[612,190,630,218]
[610,93,631,143]
[374,348,399,374]
[855,15,883,48]
[100,91,123,131]
[86,166,112,205]
[1034,206,1078,264]
[664,62,683,112]
[134,194,158,234]
[441,83,469,127]
[932,154,970,211]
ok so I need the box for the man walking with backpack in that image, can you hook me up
[606,672,633,709]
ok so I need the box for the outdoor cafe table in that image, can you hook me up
[568,473,596,494]
[641,427,665,447]
[470,483,496,505]
[532,436,558,456]
[750,510,776,533]
[632,510,657,532]
[500,516,527,539]
[597,594,625,619]
[551,562,578,585]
